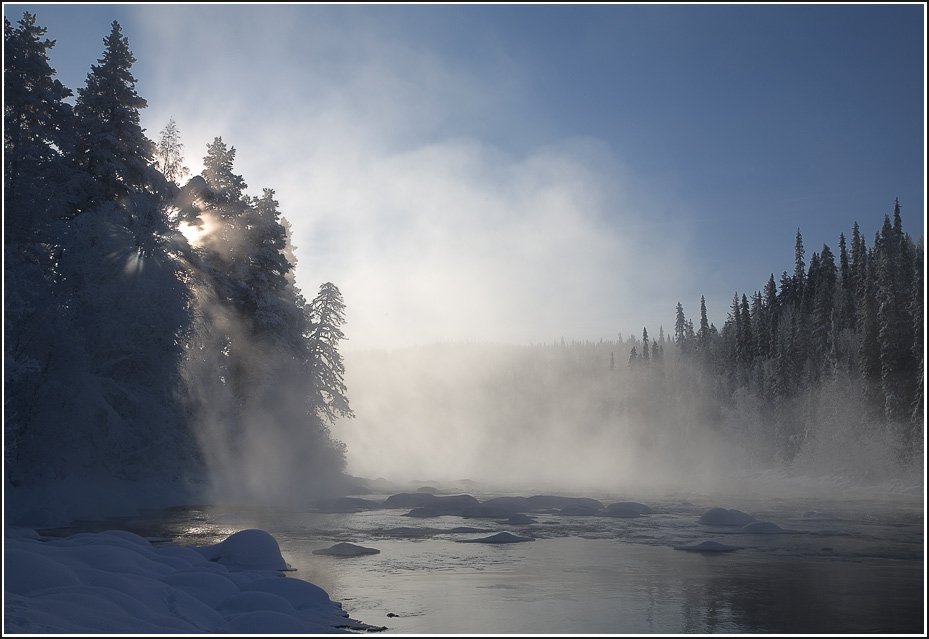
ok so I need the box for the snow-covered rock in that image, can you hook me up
[457,532,534,544]
[698,507,756,526]
[194,529,290,570]
[312,542,380,557]
[3,528,373,634]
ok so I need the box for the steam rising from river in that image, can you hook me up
[335,342,923,498]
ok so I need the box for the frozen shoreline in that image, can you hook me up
[4,526,379,634]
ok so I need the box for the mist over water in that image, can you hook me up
[335,341,924,499]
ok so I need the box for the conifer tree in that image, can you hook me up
[698,295,710,352]
[739,293,754,367]
[306,282,354,424]
[4,12,76,236]
[812,244,837,375]
[838,232,854,332]
[74,21,165,204]
[793,229,806,300]
[763,274,779,356]
[874,211,917,422]
[857,246,882,407]
[674,302,687,350]
[909,242,924,429]
[202,136,248,204]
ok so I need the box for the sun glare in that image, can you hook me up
[178,213,218,248]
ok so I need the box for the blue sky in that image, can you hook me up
[6,3,925,348]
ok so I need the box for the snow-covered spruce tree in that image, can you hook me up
[3,12,80,478]
[793,229,806,302]
[183,142,347,500]
[6,16,196,484]
[810,243,837,378]
[837,232,855,333]
[201,136,248,204]
[3,12,77,240]
[874,205,918,424]
[306,282,355,425]
[184,138,254,436]
[73,20,167,206]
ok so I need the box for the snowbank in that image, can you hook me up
[4,528,378,634]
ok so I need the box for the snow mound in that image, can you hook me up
[698,507,756,526]
[741,521,785,534]
[312,542,380,557]
[457,532,534,544]
[673,540,740,553]
[194,528,289,570]
[4,528,370,633]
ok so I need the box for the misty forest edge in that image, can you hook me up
[3,16,924,502]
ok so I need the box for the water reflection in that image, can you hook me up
[35,498,924,634]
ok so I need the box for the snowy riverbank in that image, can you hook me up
[4,527,379,634]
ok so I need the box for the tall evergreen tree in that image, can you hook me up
[73,21,165,204]
[674,302,687,350]
[202,136,248,204]
[306,283,354,424]
[763,274,779,357]
[793,229,806,301]
[4,12,76,237]
[698,295,710,353]
[750,290,768,360]
[857,245,882,407]
[738,293,754,367]
[874,211,917,422]
[837,232,855,333]
[811,244,837,375]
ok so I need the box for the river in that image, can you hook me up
[37,489,924,634]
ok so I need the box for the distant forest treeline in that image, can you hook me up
[341,180,923,486]
[4,15,351,495]
[346,219,924,487]
[653,206,924,464]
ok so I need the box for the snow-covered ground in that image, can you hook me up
[4,527,378,634]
